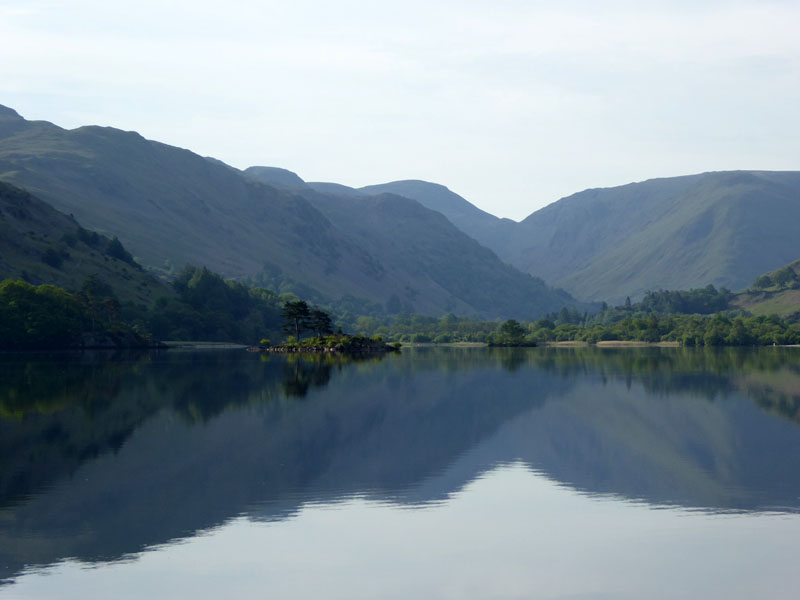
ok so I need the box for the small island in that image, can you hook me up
[251,301,400,356]
[256,334,400,356]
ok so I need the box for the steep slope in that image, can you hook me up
[298,188,576,316]
[245,168,578,316]
[0,105,355,288]
[359,180,516,250]
[0,181,169,304]
[357,173,800,306]
[505,171,800,303]
[0,106,577,318]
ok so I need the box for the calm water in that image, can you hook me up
[2,346,800,599]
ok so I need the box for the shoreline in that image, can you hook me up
[390,340,800,349]
[162,341,248,350]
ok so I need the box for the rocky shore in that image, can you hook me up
[251,336,400,356]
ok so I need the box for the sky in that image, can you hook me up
[1,0,799,220]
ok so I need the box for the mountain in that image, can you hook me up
[379,172,800,305]
[291,186,576,316]
[0,180,169,304]
[506,171,800,303]
[358,180,516,250]
[296,173,800,306]
[243,169,578,316]
[0,105,577,318]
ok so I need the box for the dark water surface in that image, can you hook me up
[2,346,800,599]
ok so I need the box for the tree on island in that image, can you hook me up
[281,300,311,339]
[499,319,527,344]
[308,309,333,337]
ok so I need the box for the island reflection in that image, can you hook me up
[2,347,800,582]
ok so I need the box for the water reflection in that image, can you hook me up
[1,347,800,584]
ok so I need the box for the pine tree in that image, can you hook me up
[281,300,311,339]
[308,309,333,337]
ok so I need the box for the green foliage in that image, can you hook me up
[734,259,800,317]
[636,285,733,314]
[0,182,170,308]
[488,319,533,346]
[537,313,800,346]
[308,309,333,337]
[774,266,799,289]
[0,278,151,349]
[144,266,284,343]
[754,274,773,289]
[281,300,311,339]
[279,334,395,355]
[277,301,335,341]
[339,301,800,348]
[105,236,138,267]
[76,226,101,248]
[0,280,82,348]
[82,274,115,300]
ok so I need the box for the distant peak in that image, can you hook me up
[364,179,450,192]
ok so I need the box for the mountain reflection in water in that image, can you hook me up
[2,346,800,583]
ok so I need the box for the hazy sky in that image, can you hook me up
[2,0,799,220]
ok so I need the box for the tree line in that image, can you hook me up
[347,309,800,347]
[4,269,799,349]
[0,267,342,349]
[0,278,152,349]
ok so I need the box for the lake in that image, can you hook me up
[2,346,800,599]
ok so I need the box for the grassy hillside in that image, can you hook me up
[0,181,170,305]
[0,106,348,285]
[357,172,800,306]
[0,106,577,319]
[732,258,800,317]
[499,171,800,303]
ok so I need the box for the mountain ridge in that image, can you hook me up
[0,105,577,319]
[342,170,800,304]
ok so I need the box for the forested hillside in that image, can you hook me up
[0,180,169,305]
